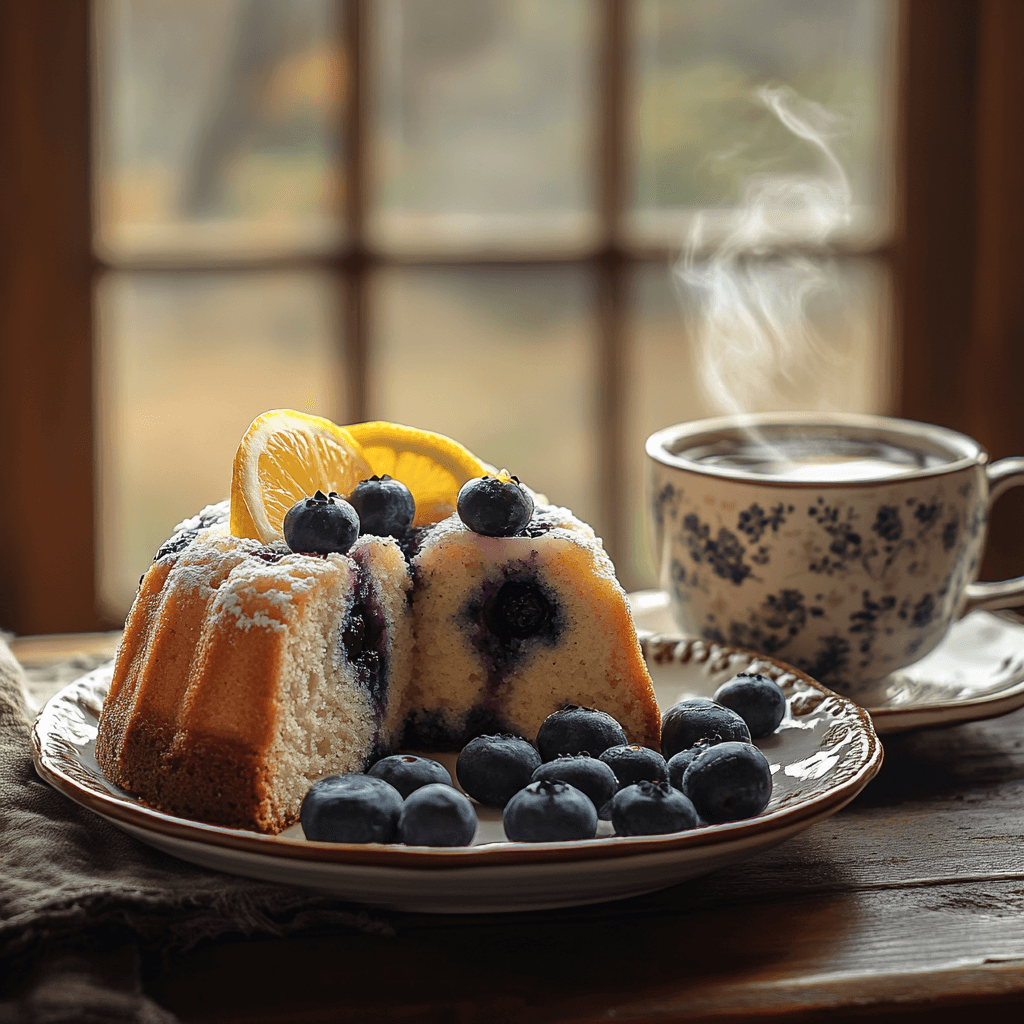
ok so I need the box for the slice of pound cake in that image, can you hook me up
[401,504,660,751]
[96,522,413,832]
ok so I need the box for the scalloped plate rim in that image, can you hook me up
[31,656,882,908]
[629,589,1024,734]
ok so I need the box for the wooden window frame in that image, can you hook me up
[2,0,1022,635]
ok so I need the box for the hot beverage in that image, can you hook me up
[647,413,1024,689]
[678,435,948,483]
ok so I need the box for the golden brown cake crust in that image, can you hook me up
[97,528,365,832]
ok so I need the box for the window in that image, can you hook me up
[5,1,1021,634]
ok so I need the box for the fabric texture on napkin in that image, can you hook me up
[0,636,393,1023]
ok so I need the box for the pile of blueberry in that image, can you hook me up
[300,672,787,847]
[301,754,477,846]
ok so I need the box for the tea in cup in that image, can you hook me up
[646,412,1024,687]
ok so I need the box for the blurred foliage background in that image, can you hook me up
[94,0,893,616]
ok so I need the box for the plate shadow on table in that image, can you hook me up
[141,879,857,1024]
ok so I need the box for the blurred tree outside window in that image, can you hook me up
[93,0,895,619]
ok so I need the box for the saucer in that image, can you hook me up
[629,589,1024,734]
[32,659,880,913]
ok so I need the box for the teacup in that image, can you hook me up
[646,412,1024,688]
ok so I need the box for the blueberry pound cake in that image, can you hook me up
[96,515,414,833]
[96,463,660,834]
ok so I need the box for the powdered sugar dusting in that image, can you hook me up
[217,590,287,632]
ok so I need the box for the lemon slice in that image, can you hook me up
[230,410,372,542]
[345,421,485,526]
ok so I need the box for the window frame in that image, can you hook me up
[3,0,1018,634]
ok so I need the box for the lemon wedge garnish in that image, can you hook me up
[230,409,372,543]
[345,421,485,526]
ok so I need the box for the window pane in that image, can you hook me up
[631,0,894,248]
[95,0,344,261]
[96,272,343,618]
[624,258,892,590]
[370,268,602,534]
[369,0,597,254]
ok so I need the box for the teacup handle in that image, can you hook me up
[962,457,1024,613]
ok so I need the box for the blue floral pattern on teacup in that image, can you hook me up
[649,468,986,689]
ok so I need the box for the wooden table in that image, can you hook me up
[14,634,1024,1023]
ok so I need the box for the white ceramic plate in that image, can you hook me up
[32,654,880,914]
[630,589,1024,734]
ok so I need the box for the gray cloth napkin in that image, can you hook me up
[0,637,393,1023]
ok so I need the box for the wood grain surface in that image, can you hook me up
[136,704,1024,1023]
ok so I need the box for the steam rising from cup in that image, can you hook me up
[675,86,854,419]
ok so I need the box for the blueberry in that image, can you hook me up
[530,755,618,813]
[660,698,751,760]
[283,490,360,555]
[599,744,668,791]
[457,474,534,537]
[503,780,598,842]
[536,705,628,762]
[713,673,787,738]
[367,754,452,799]
[398,784,477,847]
[456,734,542,807]
[609,780,698,836]
[483,581,553,642]
[681,741,773,824]
[666,744,710,791]
[348,475,416,538]
[300,774,403,843]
